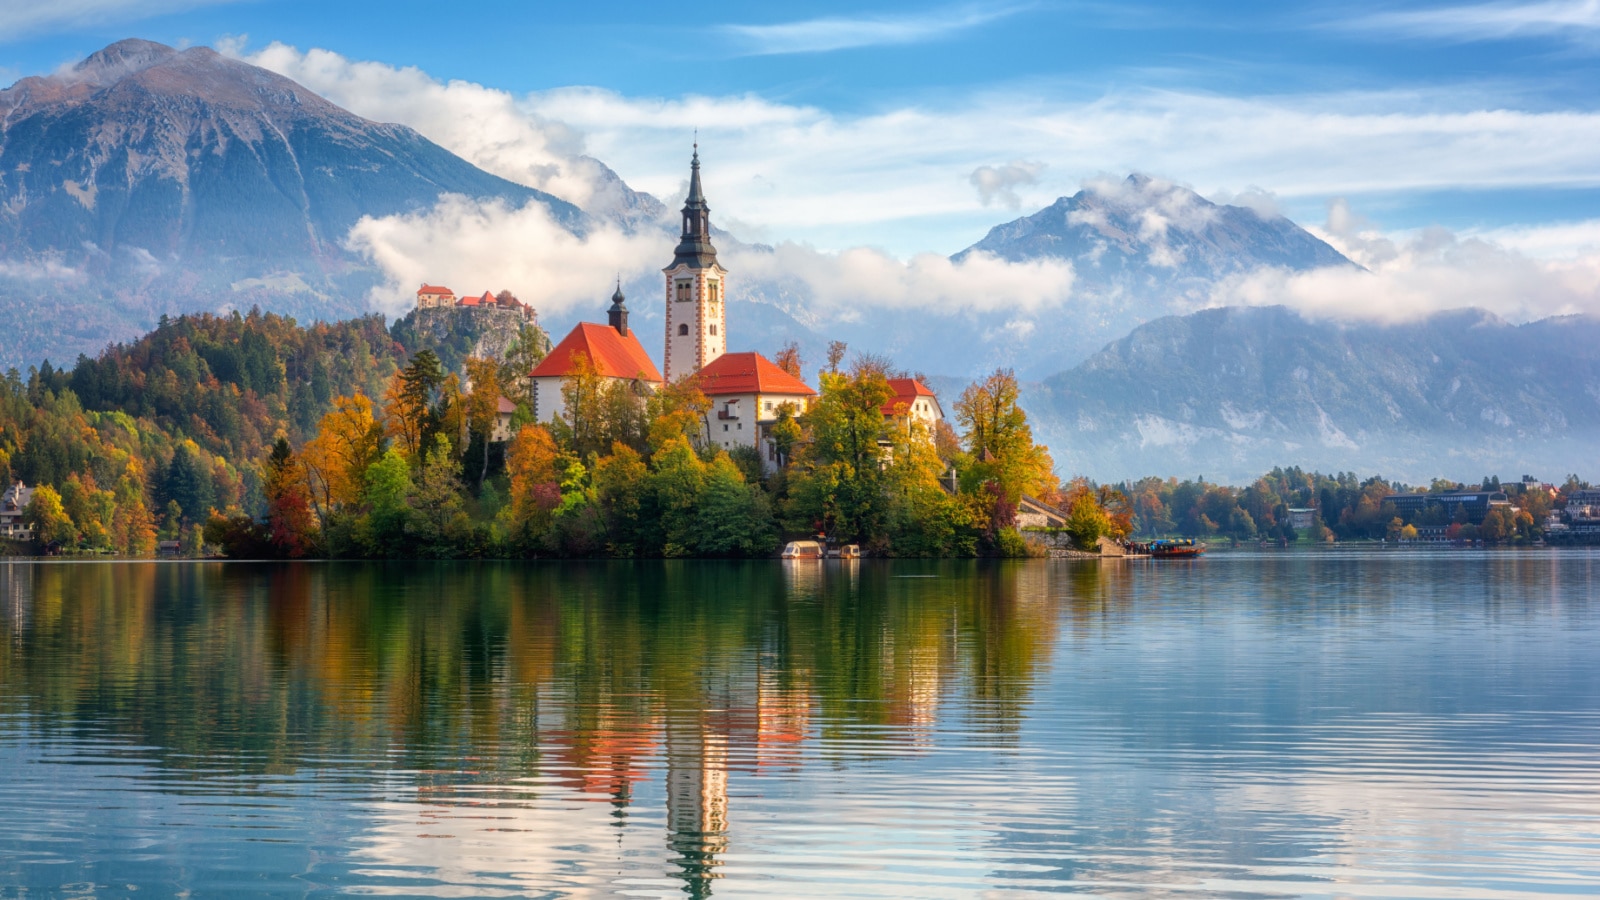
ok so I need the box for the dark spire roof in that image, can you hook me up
[671,143,719,269]
[608,278,629,336]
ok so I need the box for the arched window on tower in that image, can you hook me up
[709,325,717,336]
[678,323,689,336]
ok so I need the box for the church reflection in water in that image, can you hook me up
[0,558,1088,896]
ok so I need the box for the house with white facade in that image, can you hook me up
[695,352,817,467]
[528,286,662,425]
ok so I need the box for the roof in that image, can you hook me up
[497,396,517,414]
[530,323,663,382]
[693,352,815,396]
[882,378,939,415]
[418,283,452,294]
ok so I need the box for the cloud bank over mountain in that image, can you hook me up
[230,40,1600,334]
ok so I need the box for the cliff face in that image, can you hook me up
[391,306,547,378]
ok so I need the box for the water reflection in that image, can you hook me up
[0,552,1596,897]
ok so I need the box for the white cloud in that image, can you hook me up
[222,40,644,219]
[345,195,670,320]
[727,243,1075,317]
[1209,200,1600,323]
[230,42,1600,325]
[1347,0,1600,41]
[970,161,1047,209]
[720,5,1026,55]
[0,258,82,281]
[0,0,236,41]
[232,42,1600,262]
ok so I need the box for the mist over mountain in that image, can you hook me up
[0,39,578,368]
[1022,306,1600,484]
[730,175,1358,380]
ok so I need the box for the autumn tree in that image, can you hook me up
[462,356,502,488]
[263,437,317,558]
[301,394,384,518]
[384,349,445,462]
[774,341,804,379]
[954,369,1055,503]
[503,424,563,538]
[646,376,711,453]
[24,484,75,547]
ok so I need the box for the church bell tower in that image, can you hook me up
[663,145,727,382]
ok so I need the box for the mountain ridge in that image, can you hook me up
[1021,305,1600,483]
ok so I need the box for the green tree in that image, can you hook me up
[649,438,706,557]
[786,364,894,544]
[695,454,777,556]
[359,448,413,557]
[409,434,467,555]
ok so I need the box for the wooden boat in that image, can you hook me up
[1131,538,1205,559]
[781,540,824,559]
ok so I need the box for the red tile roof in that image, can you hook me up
[530,323,663,382]
[882,378,938,415]
[497,396,517,414]
[694,352,816,396]
[418,284,452,294]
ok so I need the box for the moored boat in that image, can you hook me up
[1131,539,1205,559]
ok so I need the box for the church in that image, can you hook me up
[529,148,936,469]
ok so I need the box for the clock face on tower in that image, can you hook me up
[662,147,728,382]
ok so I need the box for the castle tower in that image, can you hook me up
[663,146,727,382]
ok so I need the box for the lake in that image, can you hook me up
[1,551,1597,898]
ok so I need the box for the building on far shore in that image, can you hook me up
[1286,508,1316,530]
[0,481,33,541]
[1388,490,1509,525]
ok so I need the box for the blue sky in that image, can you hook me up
[4,0,1600,309]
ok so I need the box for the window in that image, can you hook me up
[678,323,689,336]
[737,423,742,430]
[676,280,692,301]
[709,324,717,336]
[708,281,720,303]
[723,423,729,432]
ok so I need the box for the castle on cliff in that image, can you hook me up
[414,284,535,321]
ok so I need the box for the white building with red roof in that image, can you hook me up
[695,351,816,467]
[881,378,944,431]
[528,286,663,425]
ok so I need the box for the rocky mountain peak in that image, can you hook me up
[71,38,180,85]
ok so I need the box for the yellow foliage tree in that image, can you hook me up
[301,394,383,517]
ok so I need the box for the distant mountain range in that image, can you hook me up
[3,39,1595,481]
[737,175,1358,379]
[1023,306,1600,483]
[0,39,575,367]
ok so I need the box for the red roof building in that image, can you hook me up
[882,378,941,418]
[531,323,662,381]
[693,352,816,397]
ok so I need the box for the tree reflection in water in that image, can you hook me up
[0,559,1073,895]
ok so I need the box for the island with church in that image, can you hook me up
[4,149,1576,560]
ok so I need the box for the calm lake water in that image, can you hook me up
[1,551,1597,898]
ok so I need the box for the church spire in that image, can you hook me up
[608,278,629,336]
[672,144,717,268]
